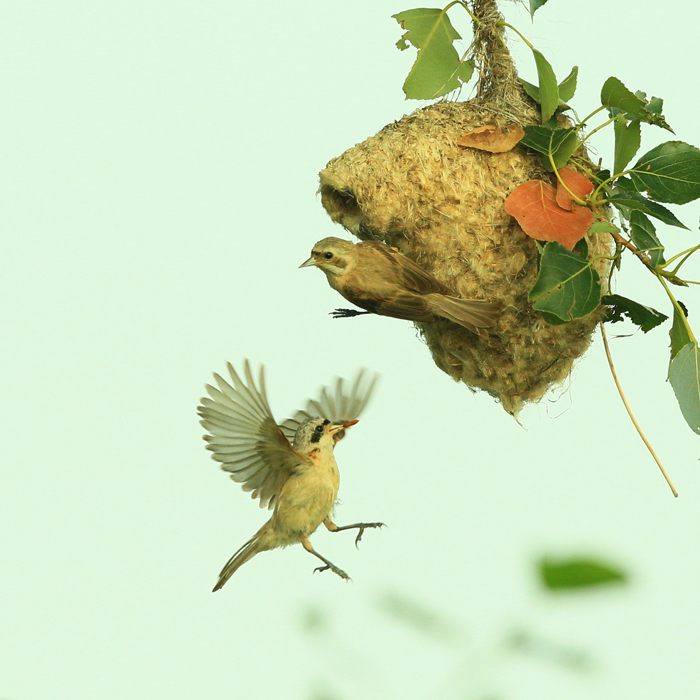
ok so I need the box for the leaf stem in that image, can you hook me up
[609,229,652,266]
[457,0,478,23]
[578,105,607,126]
[600,323,678,498]
[582,116,615,142]
[497,21,534,50]
[593,165,637,199]
[662,243,700,274]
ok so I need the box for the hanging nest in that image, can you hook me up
[318,0,611,415]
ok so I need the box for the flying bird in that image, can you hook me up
[300,237,501,337]
[198,360,383,590]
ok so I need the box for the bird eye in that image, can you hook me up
[315,424,324,432]
[323,252,333,259]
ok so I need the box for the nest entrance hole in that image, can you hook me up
[319,185,364,233]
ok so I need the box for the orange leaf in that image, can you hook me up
[555,166,594,210]
[505,180,593,250]
[457,124,525,153]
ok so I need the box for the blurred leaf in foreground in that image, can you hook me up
[539,557,627,591]
[376,590,459,642]
[508,630,596,673]
[300,605,331,636]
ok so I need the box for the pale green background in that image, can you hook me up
[2,1,700,698]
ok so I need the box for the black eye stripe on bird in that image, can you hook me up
[299,237,502,337]
[198,361,384,588]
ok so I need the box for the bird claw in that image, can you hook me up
[313,564,351,581]
[354,522,386,549]
[330,308,370,319]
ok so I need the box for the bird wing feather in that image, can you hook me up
[198,360,310,510]
[279,369,378,440]
[362,241,452,296]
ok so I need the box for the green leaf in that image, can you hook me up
[558,66,578,103]
[635,90,664,115]
[670,304,692,359]
[668,341,700,434]
[647,96,664,114]
[607,191,689,229]
[613,176,636,192]
[457,59,475,83]
[529,242,602,321]
[393,9,470,100]
[521,126,574,155]
[588,221,620,235]
[529,0,550,17]
[628,141,700,205]
[394,8,460,48]
[640,199,688,229]
[539,557,627,591]
[520,125,578,168]
[613,117,641,175]
[519,78,540,103]
[595,168,611,184]
[519,66,577,106]
[532,49,559,123]
[602,294,668,332]
[629,211,665,267]
[539,310,568,325]
[548,130,578,170]
[573,237,589,258]
[601,76,672,130]
[602,76,647,114]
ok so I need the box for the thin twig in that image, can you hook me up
[610,230,652,266]
[600,323,678,497]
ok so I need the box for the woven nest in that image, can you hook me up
[318,1,610,415]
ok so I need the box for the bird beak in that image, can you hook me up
[329,419,359,435]
[299,256,316,268]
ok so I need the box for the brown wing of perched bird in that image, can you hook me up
[356,242,501,336]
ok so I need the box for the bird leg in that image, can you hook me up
[324,517,386,548]
[300,536,350,581]
[330,308,372,319]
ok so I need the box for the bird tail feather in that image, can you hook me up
[212,532,264,591]
[428,295,502,337]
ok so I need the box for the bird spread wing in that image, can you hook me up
[198,360,310,510]
[363,241,453,296]
[279,369,378,441]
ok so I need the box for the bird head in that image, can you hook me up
[293,417,359,454]
[299,237,359,277]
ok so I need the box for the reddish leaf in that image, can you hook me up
[457,124,525,153]
[505,179,593,250]
[556,166,594,210]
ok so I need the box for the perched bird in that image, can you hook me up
[300,237,501,337]
[198,360,383,590]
